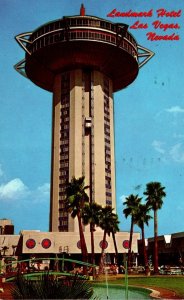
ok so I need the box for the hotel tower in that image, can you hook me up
[15,5,153,235]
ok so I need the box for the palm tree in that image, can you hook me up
[2,246,9,256]
[65,176,89,267]
[144,181,166,274]
[98,206,120,273]
[134,203,152,275]
[82,202,102,276]
[123,194,142,268]
[110,213,120,265]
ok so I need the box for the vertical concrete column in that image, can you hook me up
[50,74,62,232]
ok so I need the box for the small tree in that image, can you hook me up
[134,203,152,275]
[65,176,89,267]
[82,202,102,276]
[98,206,119,273]
[144,181,166,274]
[123,194,142,268]
[2,246,9,256]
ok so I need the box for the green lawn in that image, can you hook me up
[106,276,184,298]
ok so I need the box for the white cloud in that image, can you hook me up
[170,143,184,163]
[0,178,50,203]
[117,195,127,211]
[152,140,165,154]
[32,183,50,203]
[37,183,50,195]
[0,178,29,201]
[176,205,184,211]
[173,133,184,139]
[120,195,127,205]
[166,106,184,114]
[120,195,126,201]
[0,164,3,177]
[151,140,184,163]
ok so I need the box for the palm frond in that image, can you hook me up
[11,273,95,299]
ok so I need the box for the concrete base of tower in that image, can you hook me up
[0,229,140,277]
[0,229,140,257]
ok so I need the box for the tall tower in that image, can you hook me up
[15,6,154,233]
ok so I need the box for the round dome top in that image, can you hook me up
[23,13,139,92]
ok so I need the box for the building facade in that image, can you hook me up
[50,70,116,232]
[0,222,140,267]
[14,6,153,239]
[138,232,184,268]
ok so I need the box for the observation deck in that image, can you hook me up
[15,6,154,92]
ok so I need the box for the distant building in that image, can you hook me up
[0,219,14,235]
[138,232,184,267]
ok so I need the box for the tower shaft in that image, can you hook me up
[50,69,116,232]
[14,8,154,244]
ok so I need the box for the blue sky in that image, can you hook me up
[0,0,183,237]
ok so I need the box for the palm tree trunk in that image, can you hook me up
[128,218,134,268]
[112,231,121,273]
[154,209,159,274]
[112,231,118,262]
[99,230,107,274]
[141,225,149,275]
[90,223,95,277]
[77,213,88,274]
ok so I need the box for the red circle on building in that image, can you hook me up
[123,240,129,249]
[41,238,52,249]
[99,240,108,249]
[26,239,36,249]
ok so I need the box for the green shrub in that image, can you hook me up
[11,273,95,299]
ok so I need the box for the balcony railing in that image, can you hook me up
[27,17,138,59]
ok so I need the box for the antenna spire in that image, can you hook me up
[80,4,85,16]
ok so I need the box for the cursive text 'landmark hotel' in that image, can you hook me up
[14,5,153,256]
